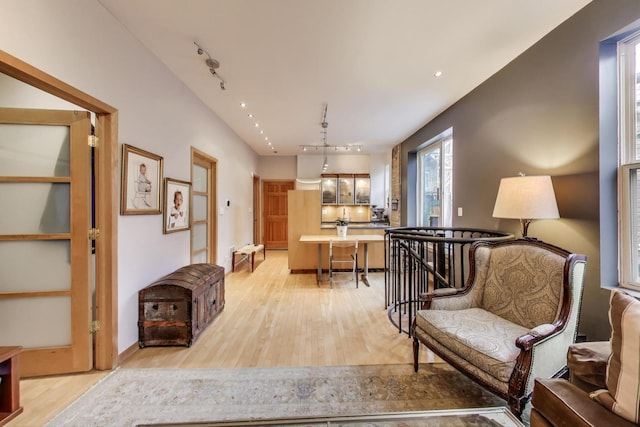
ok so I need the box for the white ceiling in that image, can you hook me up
[98,0,592,156]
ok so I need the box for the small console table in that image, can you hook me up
[0,346,22,426]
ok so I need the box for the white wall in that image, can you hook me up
[258,156,297,179]
[369,153,390,210]
[0,0,259,353]
[297,154,370,177]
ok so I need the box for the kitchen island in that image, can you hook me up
[288,190,388,273]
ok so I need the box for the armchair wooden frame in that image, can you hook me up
[411,239,587,418]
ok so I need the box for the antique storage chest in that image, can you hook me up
[138,263,225,347]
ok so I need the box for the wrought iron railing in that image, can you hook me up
[384,227,514,335]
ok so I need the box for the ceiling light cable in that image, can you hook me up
[194,41,226,91]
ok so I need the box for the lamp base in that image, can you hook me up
[520,219,532,238]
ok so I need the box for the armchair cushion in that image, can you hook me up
[415,307,529,383]
[591,290,640,424]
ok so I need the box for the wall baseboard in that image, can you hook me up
[117,341,139,366]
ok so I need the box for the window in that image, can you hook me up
[618,32,640,291]
[416,129,453,227]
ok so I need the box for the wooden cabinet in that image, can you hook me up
[138,263,225,347]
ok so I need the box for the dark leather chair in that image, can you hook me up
[531,378,636,427]
[531,335,639,426]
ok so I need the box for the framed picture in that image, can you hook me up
[163,178,191,233]
[120,144,163,215]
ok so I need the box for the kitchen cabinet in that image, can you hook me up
[321,173,370,205]
[338,175,354,204]
[354,174,370,204]
[321,176,337,204]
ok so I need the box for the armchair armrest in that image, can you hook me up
[567,341,609,392]
[531,379,636,427]
[516,322,564,351]
[417,287,461,309]
[509,321,571,404]
[417,286,476,310]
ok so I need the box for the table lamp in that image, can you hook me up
[492,174,559,237]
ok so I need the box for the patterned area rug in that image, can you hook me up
[45,364,507,426]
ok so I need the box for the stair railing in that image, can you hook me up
[384,227,514,335]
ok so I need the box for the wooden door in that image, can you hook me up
[263,180,294,249]
[0,107,93,377]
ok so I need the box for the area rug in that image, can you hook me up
[45,363,507,426]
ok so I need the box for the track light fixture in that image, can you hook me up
[299,104,364,156]
[194,41,226,91]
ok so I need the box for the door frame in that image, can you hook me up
[191,147,218,264]
[253,175,261,245]
[0,49,118,370]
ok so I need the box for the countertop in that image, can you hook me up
[320,222,390,230]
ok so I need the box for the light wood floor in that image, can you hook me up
[9,250,437,426]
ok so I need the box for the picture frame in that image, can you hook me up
[163,178,192,234]
[120,144,163,215]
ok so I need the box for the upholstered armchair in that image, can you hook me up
[411,238,587,417]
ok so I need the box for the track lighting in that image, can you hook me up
[194,41,226,91]
[299,104,364,156]
[299,143,364,152]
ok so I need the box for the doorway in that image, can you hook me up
[262,180,294,249]
[0,49,118,373]
[191,148,218,264]
[253,175,261,245]
[416,130,453,228]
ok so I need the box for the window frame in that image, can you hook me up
[617,32,640,291]
[416,129,453,228]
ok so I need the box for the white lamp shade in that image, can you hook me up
[492,175,559,220]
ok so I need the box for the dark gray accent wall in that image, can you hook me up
[399,0,640,340]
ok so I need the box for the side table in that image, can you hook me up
[0,346,22,426]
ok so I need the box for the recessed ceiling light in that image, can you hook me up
[254,123,259,128]
[259,130,264,134]
[265,137,269,141]
[240,102,247,108]
[434,70,443,77]
[248,113,254,118]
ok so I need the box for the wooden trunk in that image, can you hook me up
[138,263,225,347]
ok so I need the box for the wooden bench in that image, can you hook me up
[232,244,265,272]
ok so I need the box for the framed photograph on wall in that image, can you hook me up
[163,178,191,233]
[120,144,163,215]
